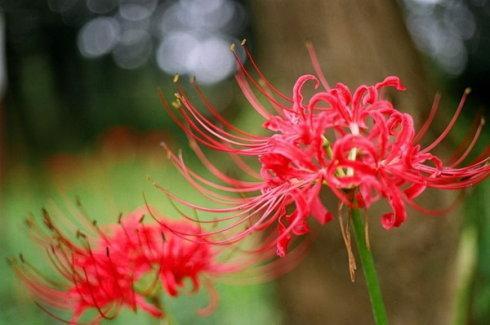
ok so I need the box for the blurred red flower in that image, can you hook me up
[12,206,225,324]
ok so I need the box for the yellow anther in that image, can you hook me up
[171,99,181,108]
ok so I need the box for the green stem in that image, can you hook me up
[351,207,388,325]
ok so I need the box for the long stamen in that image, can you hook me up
[450,117,485,167]
[305,41,330,90]
[422,88,471,153]
[414,93,441,143]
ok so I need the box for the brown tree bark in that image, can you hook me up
[248,1,459,324]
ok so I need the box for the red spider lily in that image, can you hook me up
[323,85,488,229]
[158,41,489,257]
[11,206,225,324]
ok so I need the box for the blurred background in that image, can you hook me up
[0,0,488,324]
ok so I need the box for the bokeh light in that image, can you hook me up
[113,29,152,69]
[153,0,245,83]
[186,37,236,84]
[119,0,158,21]
[156,30,198,74]
[73,0,247,84]
[77,17,120,58]
[86,0,117,14]
[403,0,476,75]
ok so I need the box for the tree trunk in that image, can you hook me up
[248,1,459,324]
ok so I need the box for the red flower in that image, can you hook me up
[12,206,224,323]
[158,42,489,256]
[319,82,488,229]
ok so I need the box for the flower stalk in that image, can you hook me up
[351,207,388,325]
